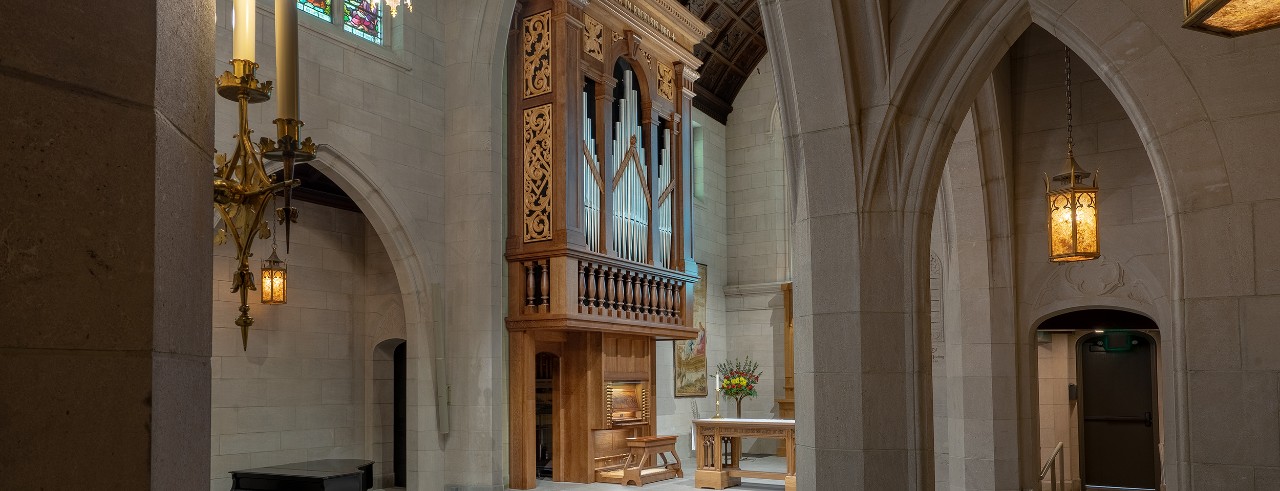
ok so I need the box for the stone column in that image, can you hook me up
[0,1,214,489]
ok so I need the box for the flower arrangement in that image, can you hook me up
[716,356,762,418]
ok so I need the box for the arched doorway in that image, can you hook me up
[373,338,408,488]
[1037,309,1160,491]
[534,352,560,480]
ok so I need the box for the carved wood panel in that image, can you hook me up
[524,104,553,242]
[658,63,675,101]
[523,10,552,99]
[584,14,605,61]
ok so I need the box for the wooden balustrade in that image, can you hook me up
[576,259,684,325]
[522,259,551,315]
[510,252,692,333]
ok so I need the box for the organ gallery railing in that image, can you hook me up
[508,252,692,334]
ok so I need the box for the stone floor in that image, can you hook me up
[519,455,788,491]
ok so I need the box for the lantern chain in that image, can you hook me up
[1064,45,1073,156]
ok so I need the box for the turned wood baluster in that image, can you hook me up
[640,274,650,320]
[578,262,586,313]
[645,276,655,318]
[673,281,683,320]
[605,267,616,313]
[669,281,678,320]
[539,259,550,313]
[625,271,635,316]
[655,280,665,322]
[524,261,534,314]
[593,264,604,310]
[664,279,675,320]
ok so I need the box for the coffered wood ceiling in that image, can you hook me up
[681,0,768,123]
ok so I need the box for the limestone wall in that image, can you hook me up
[723,53,791,451]
[210,201,406,490]
[656,110,729,459]
[210,0,442,488]
[1009,27,1171,488]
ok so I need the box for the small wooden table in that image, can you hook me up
[693,419,796,491]
[597,435,684,486]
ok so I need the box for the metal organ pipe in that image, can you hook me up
[611,70,648,264]
[583,90,602,253]
[655,126,673,269]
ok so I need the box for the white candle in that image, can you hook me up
[715,374,721,392]
[232,0,256,62]
[275,0,299,120]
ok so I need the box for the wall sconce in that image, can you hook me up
[1183,0,1280,37]
[381,0,413,17]
[1046,46,1100,263]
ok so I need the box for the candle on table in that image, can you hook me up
[232,0,256,62]
[275,0,299,120]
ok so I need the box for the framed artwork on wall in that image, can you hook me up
[675,263,709,397]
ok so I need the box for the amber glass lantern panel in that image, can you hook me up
[1184,0,1280,37]
[260,254,287,304]
[1047,187,1099,262]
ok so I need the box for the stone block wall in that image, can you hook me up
[656,110,729,459]
[1010,27,1171,489]
[210,0,446,488]
[210,201,405,491]
[723,53,791,446]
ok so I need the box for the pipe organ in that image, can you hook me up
[506,0,709,488]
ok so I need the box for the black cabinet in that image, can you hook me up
[231,459,374,491]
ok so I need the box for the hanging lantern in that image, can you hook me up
[1183,0,1280,37]
[1046,46,1100,263]
[260,245,288,304]
[1046,159,1100,262]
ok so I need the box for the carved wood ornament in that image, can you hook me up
[523,104,553,242]
[584,14,605,61]
[523,11,552,98]
[658,63,676,101]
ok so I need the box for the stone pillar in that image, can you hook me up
[0,1,214,489]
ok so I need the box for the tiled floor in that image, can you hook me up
[520,455,788,491]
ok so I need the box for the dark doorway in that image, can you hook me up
[535,352,559,480]
[393,342,407,487]
[1077,331,1158,490]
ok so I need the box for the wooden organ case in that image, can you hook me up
[505,0,709,487]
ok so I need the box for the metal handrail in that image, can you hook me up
[1038,442,1066,491]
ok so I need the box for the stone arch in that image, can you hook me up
[261,143,440,486]
[761,1,1234,488]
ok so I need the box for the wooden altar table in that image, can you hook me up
[692,419,796,491]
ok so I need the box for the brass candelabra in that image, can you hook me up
[213,58,315,350]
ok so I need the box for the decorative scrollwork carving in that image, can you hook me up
[522,11,552,98]
[524,104,553,242]
[583,14,604,62]
[658,63,675,101]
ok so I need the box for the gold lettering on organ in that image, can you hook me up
[612,0,677,42]
[522,11,552,98]
[584,14,605,61]
[524,104,554,242]
[658,64,675,101]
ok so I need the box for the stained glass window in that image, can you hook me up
[297,0,332,22]
[343,0,382,44]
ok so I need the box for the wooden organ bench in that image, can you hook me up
[595,435,683,486]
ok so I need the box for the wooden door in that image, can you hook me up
[1077,332,1159,490]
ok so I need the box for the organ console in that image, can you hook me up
[505,0,710,488]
